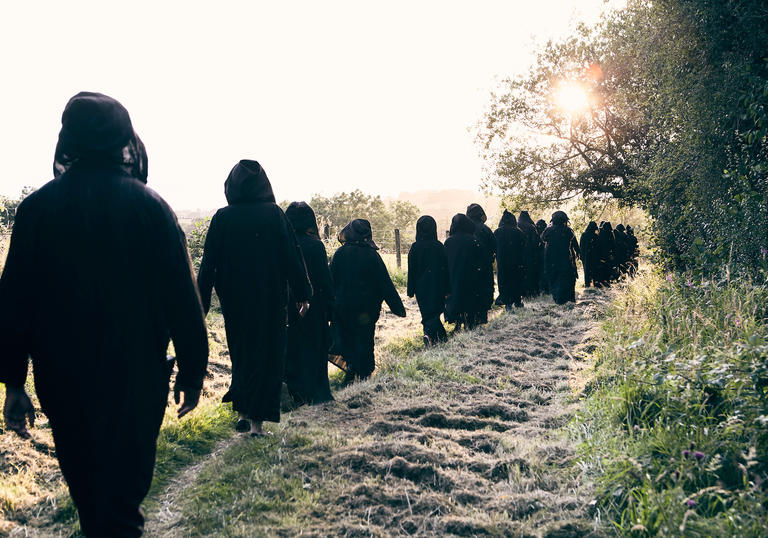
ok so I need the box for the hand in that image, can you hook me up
[174,386,201,418]
[297,301,310,318]
[3,385,35,439]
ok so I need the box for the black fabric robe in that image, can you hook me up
[579,221,600,287]
[330,219,405,378]
[494,210,526,306]
[518,211,542,297]
[626,227,639,275]
[536,219,549,294]
[407,216,449,343]
[613,224,631,275]
[466,204,497,321]
[597,222,617,286]
[197,160,311,422]
[0,92,208,538]
[542,223,580,304]
[284,202,334,405]
[444,214,483,327]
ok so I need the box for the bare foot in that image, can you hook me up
[249,420,264,437]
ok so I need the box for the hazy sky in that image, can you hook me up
[0,1,618,210]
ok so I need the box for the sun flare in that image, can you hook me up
[554,81,590,115]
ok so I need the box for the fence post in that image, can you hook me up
[324,224,330,240]
[394,228,401,269]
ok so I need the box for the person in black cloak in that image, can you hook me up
[197,160,312,436]
[596,221,617,286]
[444,214,484,329]
[536,219,549,294]
[494,210,526,309]
[579,221,600,287]
[517,211,542,297]
[613,224,630,276]
[541,211,581,305]
[284,202,334,405]
[626,225,639,276]
[0,92,208,537]
[330,219,406,382]
[407,216,449,346]
[465,204,497,324]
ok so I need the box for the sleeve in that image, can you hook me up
[378,254,406,317]
[571,233,581,258]
[0,201,34,387]
[277,208,312,303]
[196,213,219,314]
[153,201,209,392]
[315,243,335,317]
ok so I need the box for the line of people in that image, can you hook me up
[0,92,640,537]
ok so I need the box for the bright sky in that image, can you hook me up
[0,1,618,210]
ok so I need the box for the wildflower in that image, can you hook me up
[682,449,690,458]
[761,247,767,257]
[686,499,696,508]
[666,273,674,282]
[685,277,694,288]
[694,451,705,461]
[633,424,640,431]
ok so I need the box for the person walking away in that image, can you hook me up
[536,219,549,294]
[542,211,580,305]
[444,214,484,330]
[579,221,600,287]
[626,225,639,276]
[613,224,631,276]
[466,204,496,324]
[517,211,542,297]
[407,216,449,346]
[0,92,208,537]
[330,219,406,383]
[494,210,526,309]
[596,221,617,287]
[284,202,334,405]
[197,160,311,436]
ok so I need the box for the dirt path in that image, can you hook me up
[146,290,607,537]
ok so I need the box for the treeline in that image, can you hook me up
[479,0,768,274]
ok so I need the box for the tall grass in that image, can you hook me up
[576,269,768,536]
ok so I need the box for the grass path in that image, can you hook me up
[145,291,608,537]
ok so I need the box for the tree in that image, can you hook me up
[0,186,35,232]
[477,0,768,272]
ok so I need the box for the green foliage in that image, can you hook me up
[478,0,768,274]
[309,190,420,251]
[0,187,35,232]
[577,270,768,535]
[186,217,211,271]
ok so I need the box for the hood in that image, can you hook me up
[586,221,598,232]
[285,201,319,237]
[626,225,635,235]
[449,213,475,235]
[415,215,438,241]
[518,210,535,226]
[466,203,487,224]
[338,219,378,249]
[536,219,547,233]
[600,221,613,233]
[551,211,569,225]
[53,91,148,182]
[224,160,275,205]
[498,209,517,228]
[615,224,625,232]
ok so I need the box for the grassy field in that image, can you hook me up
[574,269,768,536]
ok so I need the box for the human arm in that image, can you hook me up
[378,254,406,317]
[196,213,220,315]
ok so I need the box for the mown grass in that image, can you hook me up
[575,269,768,536]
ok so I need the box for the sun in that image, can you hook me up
[554,81,590,115]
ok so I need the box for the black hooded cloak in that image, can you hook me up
[466,204,497,321]
[493,211,526,307]
[407,216,449,343]
[444,214,483,328]
[284,202,334,405]
[536,219,549,293]
[579,221,600,287]
[626,226,639,275]
[613,224,631,275]
[0,92,208,537]
[197,160,311,423]
[518,211,542,297]
[541,211,579,304]
[596,221,617,286]
[330,219,405,378]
